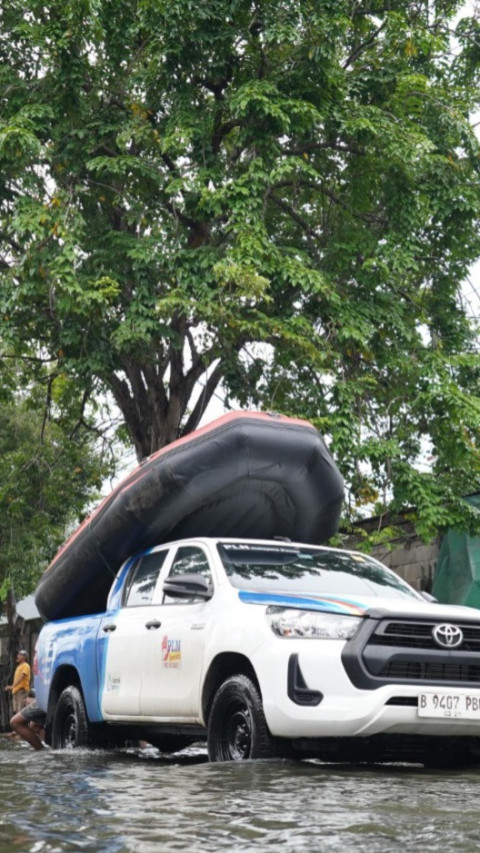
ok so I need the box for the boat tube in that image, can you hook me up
[34,411,344,621]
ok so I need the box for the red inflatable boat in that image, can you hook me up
[34,411,344,620]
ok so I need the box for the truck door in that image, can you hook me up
[101,549,169,718]
[139,544,214,719]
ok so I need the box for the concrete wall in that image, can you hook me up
[343,515,441,593]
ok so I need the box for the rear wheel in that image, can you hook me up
[207,674,276,762]
[52,686,91,749]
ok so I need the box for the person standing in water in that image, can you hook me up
[4,650,31,713]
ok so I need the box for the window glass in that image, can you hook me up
[163,546,212,603]
[122,558,140,603]
[217,543,420,601]
[125,550,168,606]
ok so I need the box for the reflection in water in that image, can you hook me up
[1,740,480,852]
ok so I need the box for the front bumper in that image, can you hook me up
[253,632,480,740]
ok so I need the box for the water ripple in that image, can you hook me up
[1,741,480,852]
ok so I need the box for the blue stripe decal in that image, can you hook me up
[238,590,367,615]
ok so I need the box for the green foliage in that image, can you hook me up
[0,364,112,602]
[1,0,480,543]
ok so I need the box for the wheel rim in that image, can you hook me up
[223,702,252,760]
[61,709,77,748]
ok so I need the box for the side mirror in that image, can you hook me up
[163,573,212,600]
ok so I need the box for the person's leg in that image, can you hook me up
[10,712,44,750]
[29,721,46,742]
[12,690,28,714]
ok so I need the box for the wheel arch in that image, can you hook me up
[47,665,84,724]
[202,652,261,724]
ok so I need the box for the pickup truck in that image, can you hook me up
[34,536,480,765]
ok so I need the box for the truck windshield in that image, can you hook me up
[217,543,420,600]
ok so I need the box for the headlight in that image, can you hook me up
[267,606,362,640]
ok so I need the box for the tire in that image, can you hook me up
[207,674,276,762]
[52,686,92,749]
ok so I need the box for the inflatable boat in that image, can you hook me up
[34,410,344,621]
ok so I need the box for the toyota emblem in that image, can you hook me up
[432,623,463,649]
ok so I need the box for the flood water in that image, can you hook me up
[1,739,480,852]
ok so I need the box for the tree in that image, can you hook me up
[0,365,112,603]
[1,1,480,538]
[0,361,110,719]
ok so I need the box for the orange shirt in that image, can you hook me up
[12,661,31,694]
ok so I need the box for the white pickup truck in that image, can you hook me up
[34,536,480,765]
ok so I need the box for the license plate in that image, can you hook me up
[418,692,480,719]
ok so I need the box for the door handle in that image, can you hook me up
[145,620,162,630]
[102,623,117,633]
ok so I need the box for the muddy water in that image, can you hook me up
[0,740,479,852]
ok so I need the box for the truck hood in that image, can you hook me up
[237,589,480,622]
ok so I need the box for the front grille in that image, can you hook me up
[372,621,480,652]
[380,661,480,682]
[341,615,480,690]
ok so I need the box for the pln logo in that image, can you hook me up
[162,635,182,668]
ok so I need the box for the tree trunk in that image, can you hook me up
[0,587,24,731]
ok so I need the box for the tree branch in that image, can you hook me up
[268,179,388,225]
[182,360,225,435]
[282,142,365,157]
[342,21,387,69]
[268,193,323,262]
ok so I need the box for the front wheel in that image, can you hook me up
[52,686,91,749]
[207,674,276,762]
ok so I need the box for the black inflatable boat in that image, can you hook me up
[34,411,344,621]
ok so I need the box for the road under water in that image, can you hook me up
[1,739,479,852]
